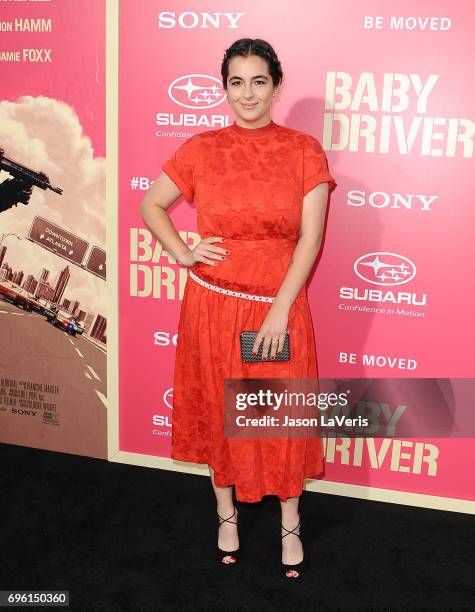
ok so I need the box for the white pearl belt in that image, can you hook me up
[188,269,276,303]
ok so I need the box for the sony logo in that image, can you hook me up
[348,190,438,211]
[158,12,245,29]
[154,331,178,346]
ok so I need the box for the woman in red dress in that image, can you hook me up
[140,38,336,579]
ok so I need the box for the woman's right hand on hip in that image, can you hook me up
[180,236,230,267]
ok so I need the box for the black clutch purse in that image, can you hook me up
[240,330,290,362]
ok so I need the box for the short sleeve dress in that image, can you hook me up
[162,119,336,503]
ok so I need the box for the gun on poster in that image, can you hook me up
[0,147,63,213]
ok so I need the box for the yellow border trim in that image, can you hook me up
[105,0,474,516]
[109,451,475,516]
[106,0,120,460]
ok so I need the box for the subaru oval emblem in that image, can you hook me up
[168,74,226,109]
[354,252,416,286]
[163,387,173,409]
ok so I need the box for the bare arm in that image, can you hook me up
[253,182,330,359]
[139,172,227,266]
[139,172,193,264]
[275,182,329,308]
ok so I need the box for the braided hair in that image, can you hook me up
[221,38,283,89]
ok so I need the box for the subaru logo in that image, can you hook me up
[168,74,226,109]
[354,252,416,286]
[163,387,173,409]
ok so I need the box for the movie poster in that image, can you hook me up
[0,1,107,458]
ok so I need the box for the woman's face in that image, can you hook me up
[225,54,277,127]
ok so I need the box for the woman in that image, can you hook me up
[140,38,336,579]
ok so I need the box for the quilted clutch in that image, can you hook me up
[240,330,290,362]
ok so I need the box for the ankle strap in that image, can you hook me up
[218,506,237,525]
[281,520,300,539]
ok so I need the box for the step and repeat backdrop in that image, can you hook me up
[1,1,473,512]
[117,0,474,512]
[0,0,107,458]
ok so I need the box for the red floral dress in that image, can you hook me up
[162,119,336,502]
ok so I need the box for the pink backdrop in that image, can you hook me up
[119,1,475,503]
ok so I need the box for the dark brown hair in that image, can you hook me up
[221,38,283,89]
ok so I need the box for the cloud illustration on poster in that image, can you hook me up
[0,95,106,317]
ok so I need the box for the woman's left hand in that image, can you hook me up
[253,302,290,360]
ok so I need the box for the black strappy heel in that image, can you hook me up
[217,505,239,565]
[281,513,305,579]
